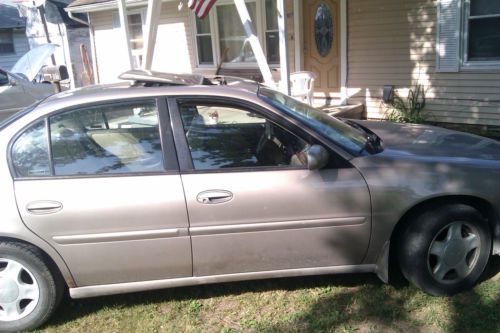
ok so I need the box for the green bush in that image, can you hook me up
[385,84,427,124]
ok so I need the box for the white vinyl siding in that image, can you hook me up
[347,0,500,126]
[90,2,194,83]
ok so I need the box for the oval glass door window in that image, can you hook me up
[314,3,333,57]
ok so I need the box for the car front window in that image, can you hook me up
[258,88,367,155]
[179,103,310,170]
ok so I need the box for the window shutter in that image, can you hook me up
[112,11,121,29]
[436,0,461,72]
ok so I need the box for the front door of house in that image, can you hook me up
[303,0,341,96]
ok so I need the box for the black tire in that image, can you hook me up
[398,204,492,296]
[0,242,64,332]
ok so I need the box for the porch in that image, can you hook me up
[66,0,500,127]
[66,0,360,110]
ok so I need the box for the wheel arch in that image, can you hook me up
[0,235,75,289]
[388,195,500,279]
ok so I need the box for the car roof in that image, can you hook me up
[39,71,263,111]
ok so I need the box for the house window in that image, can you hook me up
[466,0,500,61]
[112,11,145,68]
[0,29,14,55]
[193,0,279,67]
[217,2,258,64]
[265,0,279,64]
[195,16,214,65]
[437,0,500,72]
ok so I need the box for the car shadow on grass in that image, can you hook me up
[258,257,500,333]
[44,257,499,332]
[45,273,383,328]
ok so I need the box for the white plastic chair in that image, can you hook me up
[290,71,317,106]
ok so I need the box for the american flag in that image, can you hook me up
[188,0,216,19]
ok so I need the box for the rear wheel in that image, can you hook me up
[0,242,63,332]
[398,204,491,296]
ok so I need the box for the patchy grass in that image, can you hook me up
[37,258,499,333]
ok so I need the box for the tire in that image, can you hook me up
[0,242,63,332]
[398,204,492,296]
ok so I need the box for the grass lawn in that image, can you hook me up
[36,258,499,333]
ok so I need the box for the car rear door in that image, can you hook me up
[11,98,192,287]
[169,97,371,277]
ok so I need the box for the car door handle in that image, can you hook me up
[196,190,233,204]
[26,201,63,215]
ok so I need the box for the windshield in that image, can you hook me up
[258,87,368,155]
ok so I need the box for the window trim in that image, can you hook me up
[167,95,352,173]
[461,0,500,70]
[191,0,278,69]
[9,97,179,180]
[112,8,147,69]
[190,10,218,68]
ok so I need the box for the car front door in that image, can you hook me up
[11,98,192,287]
[169,97,371,277]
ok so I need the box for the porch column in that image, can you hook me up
[142,0,162,70]
[117,0,134,70]
[233,0,274,85]
[277,0,290,94]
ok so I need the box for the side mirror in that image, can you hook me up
[9,78,17,86]
[306,144,329,170]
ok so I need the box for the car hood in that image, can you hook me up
[354,120,500,161]
[10,44,57,82]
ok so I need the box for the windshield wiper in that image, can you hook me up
[343,120,384,154]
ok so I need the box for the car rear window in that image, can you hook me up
[11,99,166,178]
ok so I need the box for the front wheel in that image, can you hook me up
[0,242,63,332]
[398,204,492,296]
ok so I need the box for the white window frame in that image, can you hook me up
[112,8,147,69]
[461,0,500,70]
[190,11,218,68]
[190,0,277,69]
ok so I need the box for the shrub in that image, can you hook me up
[385,84,427,123]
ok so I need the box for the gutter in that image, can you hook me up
[65,0,175,14]
[67,11,100,84]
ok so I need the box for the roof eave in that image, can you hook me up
[66,0,174,13]
[0,25,26,29]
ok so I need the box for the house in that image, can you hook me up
[17,0,93,87]
[66,0,500,128]
[0,3,29,70]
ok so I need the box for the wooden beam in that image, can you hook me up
[117,0,133,70]
[233,0,274,85]
[142,0,162,70]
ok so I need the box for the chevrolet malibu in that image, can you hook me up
[0,70,499,332]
